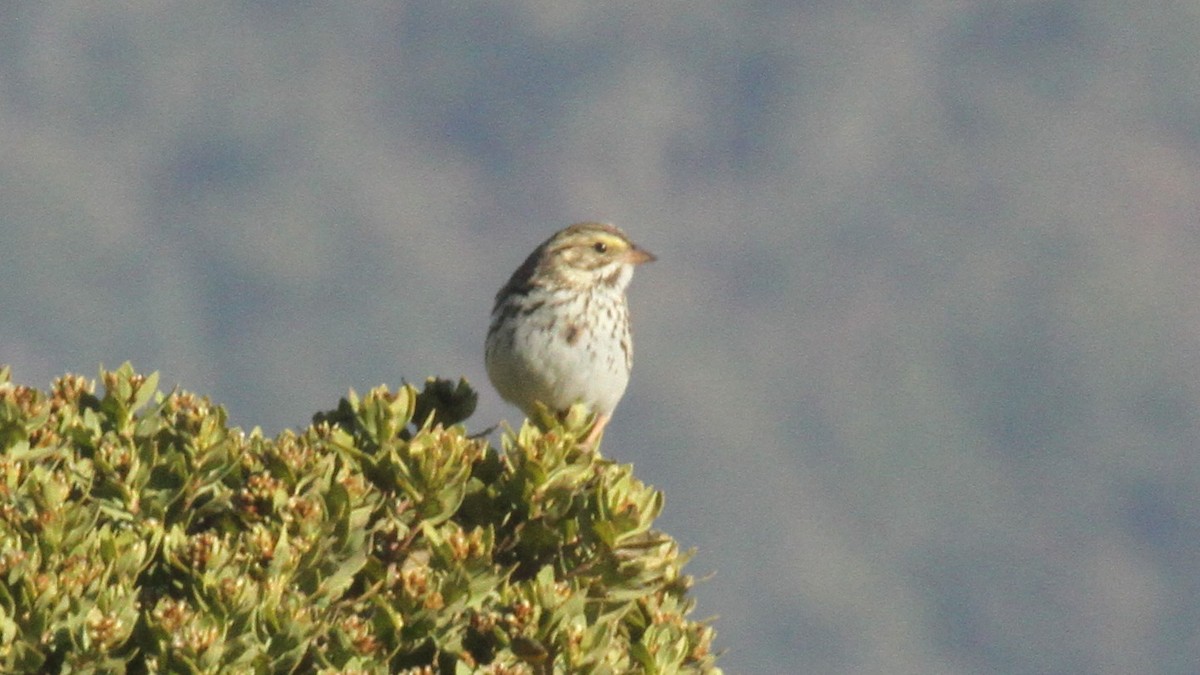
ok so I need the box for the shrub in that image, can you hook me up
[0,364,720,673]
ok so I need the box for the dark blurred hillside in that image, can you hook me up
[2,3,1199,673]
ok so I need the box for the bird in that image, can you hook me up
[484,222,656,446]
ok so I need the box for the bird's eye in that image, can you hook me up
[592,241,608,253]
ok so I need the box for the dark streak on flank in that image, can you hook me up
[564,323,582,346]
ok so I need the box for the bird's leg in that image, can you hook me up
[583,413,611,447]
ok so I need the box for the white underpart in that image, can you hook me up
[486,262,633,418]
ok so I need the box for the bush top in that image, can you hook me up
[0,364,720,673]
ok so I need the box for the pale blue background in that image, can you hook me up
[3,3,1199,673]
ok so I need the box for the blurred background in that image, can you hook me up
[3,2,1199,673]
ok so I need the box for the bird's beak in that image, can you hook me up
[625,247,657,265]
